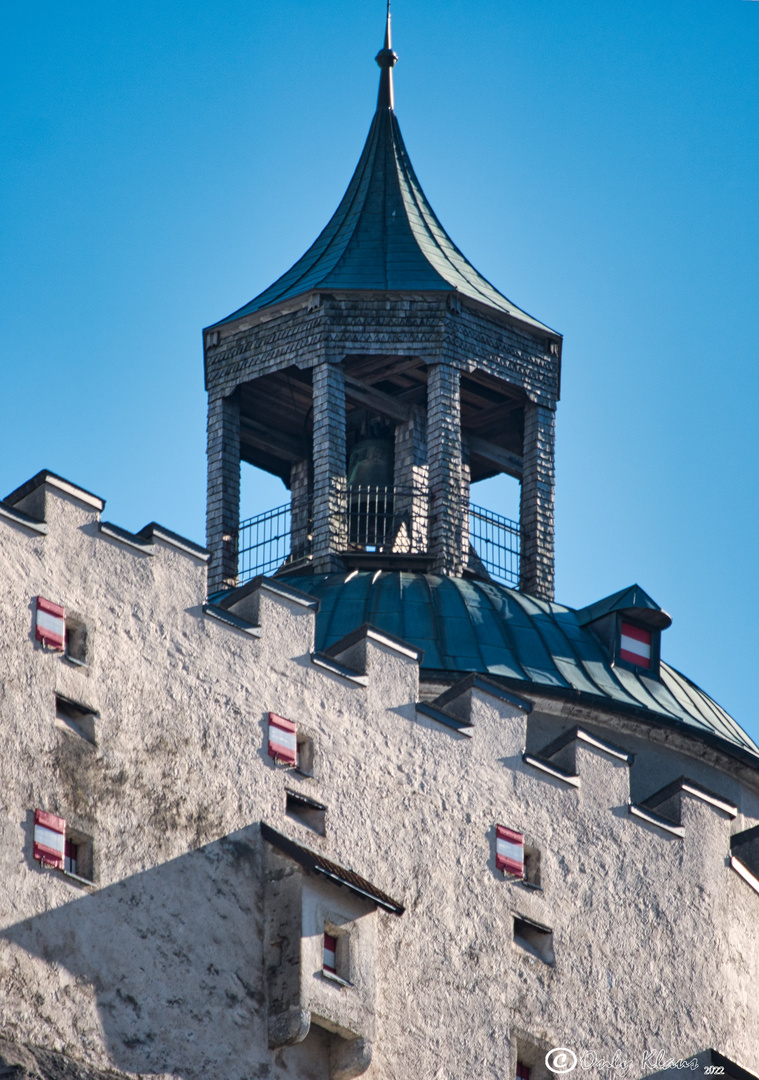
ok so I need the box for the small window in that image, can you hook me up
[497,826,524,878]
[323,932,337,974]
[268,713,297,766]
[286,790,326,835]
[35,596,65,650]
[55,695,97,744]
[295,733,315,776]
[33,810,93,883]
[63,826,94,882]
[619,620,652,669]
[513,915,554,965]
[64,617,88,666]
[321,926,352,987]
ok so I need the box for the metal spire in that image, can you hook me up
[375,0,398,111]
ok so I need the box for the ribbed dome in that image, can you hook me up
[284,571,759,765]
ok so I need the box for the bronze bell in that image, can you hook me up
[347,437,394,489]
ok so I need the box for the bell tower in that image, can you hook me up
[204,8,561,600]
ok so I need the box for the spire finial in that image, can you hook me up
[375,0,398,111]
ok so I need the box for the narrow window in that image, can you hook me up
[64,838,78,876]
[35,597,65,650]
[513,915,554,965]
[295,733,314,776]
[496,825,524,878]
[64,617,87,665]
[268,712,297,766]
[55,695,97,744]
[619,621,652,668]
[286,790,326,835]
[33,809,66,870]
[323,933,337,974]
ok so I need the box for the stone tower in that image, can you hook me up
[204,10,562,599]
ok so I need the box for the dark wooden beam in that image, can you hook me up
[240,417,308,463]
[468,435,523,479]
[343,374,413,424]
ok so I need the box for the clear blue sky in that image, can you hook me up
[3,1,758,744]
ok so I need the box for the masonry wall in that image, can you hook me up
[1,477,759,1080]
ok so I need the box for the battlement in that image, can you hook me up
[1,468,759,1077]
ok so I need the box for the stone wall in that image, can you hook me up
[1,472,758,1080]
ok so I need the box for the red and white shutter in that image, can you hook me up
[496,825,524,878]
[35,597,65,650]
[34,809,66,870]
[323,933,337,974]
[619,621,652,668]
[268,713,297,766]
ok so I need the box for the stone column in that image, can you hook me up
[311,361,346,573]
[289,459,311,563]
[206,391,241,593]
[427,363,467,576]
[393,406,428,554]
[519,402,555,600]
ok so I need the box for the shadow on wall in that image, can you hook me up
[0,826,281,1080]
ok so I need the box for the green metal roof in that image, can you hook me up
[213,93,557,336]
[281,571,759,766]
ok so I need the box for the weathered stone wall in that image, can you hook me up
[2,473,759,1080]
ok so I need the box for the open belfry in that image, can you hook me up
[1,11,758,1080]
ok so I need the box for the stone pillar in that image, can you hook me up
[427,363,467,576]
[312,361,346,573]
[393,406,428,554]
[206,391,241,593]
[519,402,555,600]
[289,459,311,563]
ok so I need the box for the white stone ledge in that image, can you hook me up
[0,502,48,535]
[202,603,261,638]
[628,803,685,838]
[99,522,155,555]
[311,653,368,686]
[730,855,759,897]
[523,754,580,787]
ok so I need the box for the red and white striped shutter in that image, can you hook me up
[35,597,65,650]
[268,713,297,766]
[34,809,66,870]
[496,825,524,877]
[323,933,337,973]
[619,621,652,667]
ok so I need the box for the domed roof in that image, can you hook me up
[284,571,759,765]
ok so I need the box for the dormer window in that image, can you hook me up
[619,621,652,669]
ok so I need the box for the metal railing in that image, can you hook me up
[469,503,520,588]
[238,496,312,582]
[238,486,520,588]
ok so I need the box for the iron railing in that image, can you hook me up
[469,503,520,588]
[238,496,312,581]
[238,485,520,588]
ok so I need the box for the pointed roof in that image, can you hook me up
[576,584,673,630]
[212,16,557,337]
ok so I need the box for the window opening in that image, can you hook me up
[55,695,97,744]
[513,915,554,965]
[64,617,87,665]
[35,596,65,650]
[268,712,297,766]
[619,620,652,668]
[323,932,337,974]
[286,790,326,835]
[517,1064,531,1080]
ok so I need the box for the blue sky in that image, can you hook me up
[2,1,759,744]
